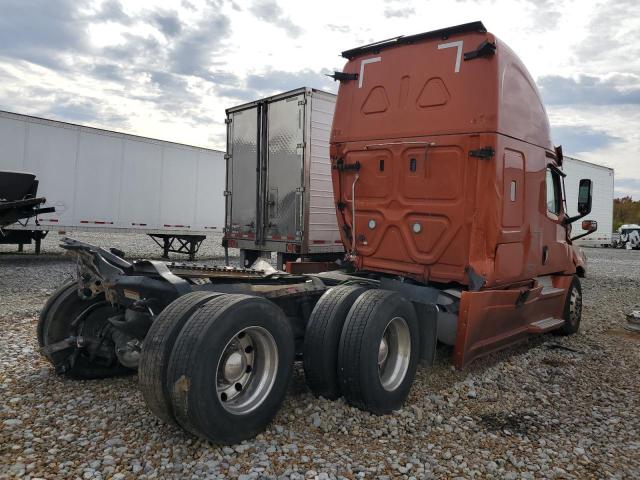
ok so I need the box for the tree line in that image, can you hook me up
[613,197,640,231]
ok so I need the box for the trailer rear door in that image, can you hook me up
[265,94,305,241]
[228,107,259,237]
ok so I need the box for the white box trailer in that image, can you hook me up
[562,156,614,247]
[0,110,225,258]
[223,88,344,269]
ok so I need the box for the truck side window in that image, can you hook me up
[546,168,561,215]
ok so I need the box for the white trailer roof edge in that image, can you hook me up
[0,110,223,154]
[226,87,336,115]
[563,155,614,173]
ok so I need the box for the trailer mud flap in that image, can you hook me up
[453,279,569,369]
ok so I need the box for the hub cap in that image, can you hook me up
[215,327,278,415]
[378,317,411,392]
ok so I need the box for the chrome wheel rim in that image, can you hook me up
[378,317,411,392]
[215,326,278,415]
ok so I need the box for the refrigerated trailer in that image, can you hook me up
[223,88,344,269]
[0,110,225,258]
[562,156,614,247]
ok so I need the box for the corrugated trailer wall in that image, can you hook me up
[562,156,614,245]
[0,110,225,236]
[308,91,342,251]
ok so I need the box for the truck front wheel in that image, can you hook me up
[337,289,420,414]
[558,276,582,335]
[167,294,294,444]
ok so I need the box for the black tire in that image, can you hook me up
[558,276,582,335]
[303,285,368,399]
[139,291,223,425]
[38,281,129,379]
[167,294,294,444]
[338,289,420,414]
[37,280,76,348]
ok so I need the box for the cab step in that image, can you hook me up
[540,286,564,296]
[528,317,565,334]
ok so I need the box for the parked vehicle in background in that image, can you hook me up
[0,110,225,258]
[223,88,343,269]
[562,156,614,247]
[37,21,599,445]
[614,224,640,249]
[0,171,54,243]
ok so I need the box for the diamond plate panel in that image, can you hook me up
[230,108,258,234]
[266,95,304,239]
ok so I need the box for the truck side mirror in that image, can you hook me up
[571,218,598,241]
[581,219,597,233]
[577,179,592,216]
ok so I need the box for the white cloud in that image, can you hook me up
[0,0,638,198]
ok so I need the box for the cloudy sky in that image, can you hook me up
[0,0,638,198]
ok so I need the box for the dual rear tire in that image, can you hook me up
[304,287,420,414]
[139,293,294,444]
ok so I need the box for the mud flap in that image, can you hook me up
[453,277,571,369]
[413,303,438,367]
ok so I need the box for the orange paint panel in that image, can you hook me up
[417,77,450,108]
[502,149,525,227]
[332,23,577,287]
[495,242,524,282]
[454,281,566,369]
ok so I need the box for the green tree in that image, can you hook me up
[613,196,640,231]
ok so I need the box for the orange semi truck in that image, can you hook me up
[38,22,596,443]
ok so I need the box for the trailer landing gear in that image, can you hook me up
[148,234,206,260]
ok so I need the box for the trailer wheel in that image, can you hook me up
[303,285,368,399]
[338,289,419,414]
[38,282,129,379]
[139,291,223,425]
[557,276,582,335]
[167,294,294,444]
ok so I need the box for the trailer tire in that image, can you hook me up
[338,289,419,414]
[38,282,129,379]
[303,285,368,399]
[167,294,294,444]
[557,276,582,335]
[139,291,223,425]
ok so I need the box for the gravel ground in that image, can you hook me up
[1,233,639,479]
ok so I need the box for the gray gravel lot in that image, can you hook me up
[1,233,639,479]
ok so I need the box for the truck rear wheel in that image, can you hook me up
[338,289,419,414]
[303,285,368,399]
[558,276,582,335]
[139,291,222,425]
[38,282,129,379]
[167,294,294,444]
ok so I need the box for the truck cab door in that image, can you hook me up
[540,166,570,273]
